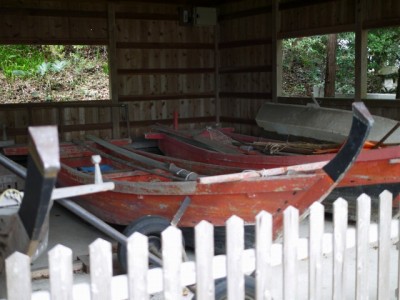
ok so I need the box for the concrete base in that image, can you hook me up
[32,202,115,270]
[30,202,117,292]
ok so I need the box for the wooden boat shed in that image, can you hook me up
[0,0,399,142]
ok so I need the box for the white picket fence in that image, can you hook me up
[4,190,400,299]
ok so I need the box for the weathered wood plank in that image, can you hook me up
[272,0,282,101]
[226,215,244,300]
[89,238,113,300]
[108,2,120,138]
[398,209,400,300]
[333,198,348,300]
[283,206,299,300]
[279,0,355,38]
[5,252,31,300]
[377,191,392,300]
[356,194,371,300]
[355,0,367,101]
[49,245,73,300]
[255,211,272,300]
[309,202,324,300]
[195,221,214,300]
[128,232,149,300]
[162,226,182,300]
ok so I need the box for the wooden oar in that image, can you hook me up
[198,161,328,184]
[86,135,199,181]
[73,139,185,181]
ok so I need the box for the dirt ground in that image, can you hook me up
[0,65,109,104]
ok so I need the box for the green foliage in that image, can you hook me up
[336,32,355,94]
[284,36,327,77]
[283,33,356,96]
[0,45,109,103]
[102,64,109,75]
[51,60,68,73]
[0,45,107,80]
[283,36,327,96]
[368,28,400,72]
[0,45,45,78]
[37,60,68,76]
[282,28,400,96]
[41,45,66,59]
[37,62,51,76]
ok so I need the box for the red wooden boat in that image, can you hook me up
[52,103,370,239]
[1,103,371,234]
[146,117,400,204]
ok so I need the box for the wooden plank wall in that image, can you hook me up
[0,0,108,44]
[0,102,117,143]
[364,0,400,28]
[0,0,113,142]
[217,0,400,135]
[114,2,217,137]
[0,1,218,142]
[279,0,400,37]
[0,0,400,141]
[275,0,400,126]
[279,0,355,38]
[218,0,272,136]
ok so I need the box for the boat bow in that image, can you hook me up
[199,102,373,185]
[323,102,374,182]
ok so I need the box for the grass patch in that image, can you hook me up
[0,45,109,103]
[0,45,46,78]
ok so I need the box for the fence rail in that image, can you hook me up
[4,191,400,299]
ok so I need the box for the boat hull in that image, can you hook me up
[256,102,400,143]
[57,159,334,237]
[4,102,373,238]
[155,133,400,197]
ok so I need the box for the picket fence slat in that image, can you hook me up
[128,232,149,300]
[356,194,371,300]
[162,226,182,300]
[4,191,400,300]
[227,215,245,300]
[398,213,400,300]
[255,211,272,300]
[378,190,392,300]
[333,198,348,300]
[49,244,73,300]
[5,252,31,300]
[283,206,299,300]
[309,202,324,300]
[195,220,214,300]
[90,238,112,300]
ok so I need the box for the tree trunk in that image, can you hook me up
[396,67,400,99]
[324,34,337,97]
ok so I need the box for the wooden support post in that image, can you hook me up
[324,34,337,97]
[272,0,282,102]
[355,0,367,101]
[107,2,120,138]
[214,24,220,124]
[27,108,32,127]
[396,68,400,99]
[57,107,64,141]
